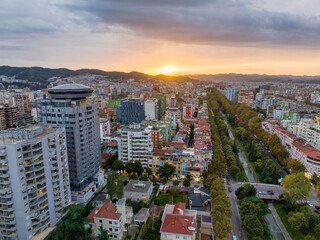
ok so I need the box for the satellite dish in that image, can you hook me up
[188,226,196,231]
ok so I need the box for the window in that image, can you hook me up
[176,236,180,239]
[183,237,187,240]
[164,234,167,239]
[109,221,112,224]
[99,220,102,223]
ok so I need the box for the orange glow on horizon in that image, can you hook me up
[159,66,176,75]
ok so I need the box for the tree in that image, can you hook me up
[159,163,175,179]
[112,160,124,171]
[235,184,257,200]
[152,176,157,185]
[287,159,305,174]
[288,212,309,231]
[183,178,190,187]
[239,197,269,216]
[98,226,109,240]
[145,167,153,178]
[311,173,320,187]
[175,124,180,133]
[282,173,311,203]
[47,204,92,240]
[124,223,130,236]
[133,161,144,175]
[173,180,179,186]
[116,175,124,199]
[139,175,148,181]
[129,173,138,180]
[242,214,264,240]
[106,173,116,199]
[210,178,225,198]
[162,177,168,184]
[240,201,262,217]
[125,161,134,174]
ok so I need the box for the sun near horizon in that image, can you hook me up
[159,66,177,75]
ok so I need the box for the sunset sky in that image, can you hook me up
[1,0,320,75]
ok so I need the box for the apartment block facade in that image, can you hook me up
[37,84,101,191]
[118,124,153,168]
[0,125,70,240]
[120,98,145,125]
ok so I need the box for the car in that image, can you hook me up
[307,201,313,207]
[315,210,320,215]
[267,190,274,195]
[315,206,320,211]
[259,191,267,195]
[228,187,232,192]
[227,180,230,185]
[226,194,229,198]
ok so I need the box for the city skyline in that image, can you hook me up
[2,0,320,75]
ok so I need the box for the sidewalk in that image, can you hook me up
[268,204,291,240]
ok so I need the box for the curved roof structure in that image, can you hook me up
[48,84,93,99]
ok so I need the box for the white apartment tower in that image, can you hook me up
[118,124,153,168]
[0,125,70,240]
[165,107,181,129]
[144,99,159,120]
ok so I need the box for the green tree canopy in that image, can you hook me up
[106,173,116,200]
[235,184,257,200]
[282,173,311,203]
[183,178,191,187]
[159,163,175,179]
[288,212,309,231]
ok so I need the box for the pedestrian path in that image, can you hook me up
[268,204,292,240]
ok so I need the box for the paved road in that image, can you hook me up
[224,117,285,240]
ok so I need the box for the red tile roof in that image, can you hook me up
[173,202,186,214]
[87,202,121,223]
[161,214,196,235]
[292,141,320,160]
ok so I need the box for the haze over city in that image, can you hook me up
[2,0,320,75]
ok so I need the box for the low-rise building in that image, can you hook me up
[124,180,153,202]
[87,200,125,239]
[160,203,197,240]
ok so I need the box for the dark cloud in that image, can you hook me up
[60,0,320,47]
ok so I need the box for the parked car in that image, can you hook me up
[267,190,274,195]
[314,210,320,215]
[315,206,320,211]
[227,180,230,185]
[228,187,232,192]
[307,201,313,207]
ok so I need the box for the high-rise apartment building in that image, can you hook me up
[226,87,239,104]
[11,94,30,112]
[120,98,145,125]
[0,104,21,129]
[144,99,159,120]
[165,107,181,129]
[182,104,195,119]
[297,117,320,150]
[0,125,70,240]
[118,124,153,168]
[151,129,163,149]
[37,84,101,191]
[153,94,166,117]
[238,89,254,106]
